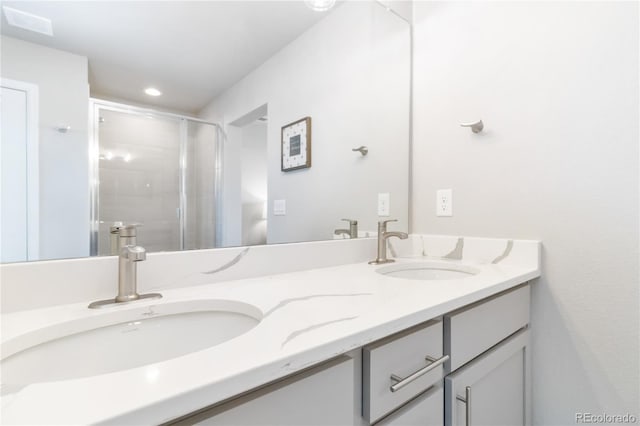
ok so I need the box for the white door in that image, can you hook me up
[445,329,530,426]
[0,79,39,262]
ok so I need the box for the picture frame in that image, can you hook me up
[281,117,311,172]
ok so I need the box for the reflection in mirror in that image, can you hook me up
[0,0,411,263]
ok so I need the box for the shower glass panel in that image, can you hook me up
[92,102,219,256]
[184,120,219,251]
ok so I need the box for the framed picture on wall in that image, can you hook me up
[281,117,311,172]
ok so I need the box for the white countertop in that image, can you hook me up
[1,238,540,425]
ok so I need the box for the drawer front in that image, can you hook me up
[445,284,530,371]
[363,319,444,424]
[173,357,355,426]
[377,384,444,426]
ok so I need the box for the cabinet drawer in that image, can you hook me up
[363,319,445,424]
[445,284,529,371]
[377,384,444,426]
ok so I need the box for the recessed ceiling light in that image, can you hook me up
[304,0,336,12]
[144,87,162,97]
[2,6,53,36]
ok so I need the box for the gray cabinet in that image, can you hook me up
[445,328,530,426]
[443,285,531,426]
[173,356,355,426]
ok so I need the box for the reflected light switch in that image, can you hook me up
[274,199,286,216]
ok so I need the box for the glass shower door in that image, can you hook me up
[95,108,182,255]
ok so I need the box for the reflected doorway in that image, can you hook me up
[226,104,268,247]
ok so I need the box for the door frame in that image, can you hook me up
[1,78,40,260]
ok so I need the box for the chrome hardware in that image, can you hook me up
[389,354,449,392]
[334,218,358,238]
[352,146,368,156]
[460,120,484,133]
[88,224,161,309]
[369,219,408,265]
[109,221,125,255]
[456,386,472,426]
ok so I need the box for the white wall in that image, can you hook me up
[411,2,639,424]
[1,36,90,260]
[200,1,410,245]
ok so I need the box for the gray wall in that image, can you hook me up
[1,36,90,260]
[411,2,639,424]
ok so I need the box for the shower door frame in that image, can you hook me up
[89,98,223,256]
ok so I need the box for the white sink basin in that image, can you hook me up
[1,299,262,386]
[377,261,479,280]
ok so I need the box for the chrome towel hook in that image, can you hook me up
[460,120,484,134]
[352,146,368,156]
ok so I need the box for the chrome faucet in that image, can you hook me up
[334,218,358,239]
[88,224,162,309]
[369,219,408,265]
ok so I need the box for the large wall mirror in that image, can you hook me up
[0,0,411,263]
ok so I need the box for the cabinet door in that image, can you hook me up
[377,384,443,426]
[173,356,355,426]
[445,329,530,426]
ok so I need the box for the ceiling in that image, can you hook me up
[1,1,333,114]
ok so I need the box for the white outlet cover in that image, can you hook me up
[436,189,452,217]
[378,193,390,216]
[273,199,286,216]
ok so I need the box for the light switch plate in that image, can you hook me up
[436,189,452,217]
[273,199,286,216]
[378,193,390,216]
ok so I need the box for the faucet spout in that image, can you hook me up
[369,220,407,265]
[384,231,408,240]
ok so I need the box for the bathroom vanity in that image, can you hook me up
[0,235,540,425]
[170,285,530,426]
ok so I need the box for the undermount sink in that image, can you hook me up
[377,261,479,280]
[1,299,262,386]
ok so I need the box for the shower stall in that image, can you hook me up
[89,100,222,256]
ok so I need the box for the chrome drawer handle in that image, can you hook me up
[456,386,472,426]
[389,354,449,393]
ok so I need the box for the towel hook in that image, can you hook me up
[352,146,368,156]
[460,120,483,134]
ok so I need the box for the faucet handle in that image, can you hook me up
[341,218,358,225]
[122,245,146,261]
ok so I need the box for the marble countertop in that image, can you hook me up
[0,237,540,425]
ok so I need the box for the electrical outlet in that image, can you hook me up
[436,189,452,217]
[378,193,390,216]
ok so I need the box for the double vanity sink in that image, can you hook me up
[0,236,540,424]
[2,261,478,386]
